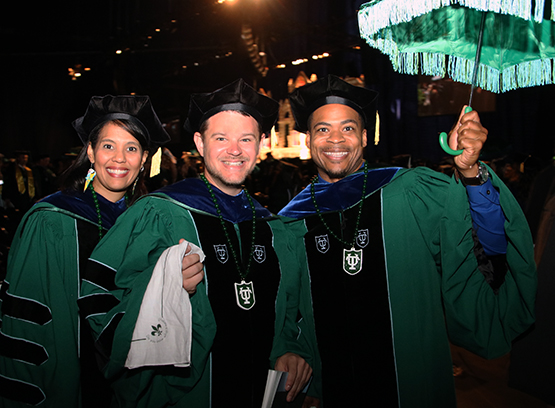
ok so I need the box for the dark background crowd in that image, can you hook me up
[2,0,555,271]
[2,144,554,282]
[2,1,555,407]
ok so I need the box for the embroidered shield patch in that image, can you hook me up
[234,280,256,310]
[343,247,363,275]
[356,229,369,248]
[253,245,266,263]
[214,244,228,264]
[315,234,330,254]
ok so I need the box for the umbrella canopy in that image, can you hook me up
[358,0,555,94]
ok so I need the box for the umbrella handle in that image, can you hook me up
[439,107,473,155]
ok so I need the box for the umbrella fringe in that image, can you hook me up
[510,58,554,90]
[358,1,555,94]
[449,56,554,92]
[359,0,458,35]
[451,56,554,92]
[358,0,550,36]
[459,0,532,20]
[534,0,545,22]
[367,38,555,93]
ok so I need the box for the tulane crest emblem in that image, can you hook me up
[253,245,266,263]
[356,229,369,248]
[343,247,363,275]
[315,234,330,254]
[234,280,256,310]
[214,244,228,264]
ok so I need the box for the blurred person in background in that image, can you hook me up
[32,153,58,200]
[2,150,36,218]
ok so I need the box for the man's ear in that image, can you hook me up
[305,131,312,150]
[362,129,367,148]
[193,132,204,157]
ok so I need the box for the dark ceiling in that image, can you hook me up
[1,0,369,156]
[2,0,554,162]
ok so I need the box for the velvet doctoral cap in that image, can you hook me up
[72,95,170,149]
[184,78,279,135]
[289,75,378,133]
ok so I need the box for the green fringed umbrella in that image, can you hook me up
[358,0,555,154]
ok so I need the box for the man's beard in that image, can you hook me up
[204,161,251,192]
[218,177,244,191]
[324,168,350,181]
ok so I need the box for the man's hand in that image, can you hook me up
[448,106,488,178]
[274,353,313,403]
[179,240,204,294]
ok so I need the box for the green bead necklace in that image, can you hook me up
[88,183,129,240]
[200,173,258,310]
[310,161,368,275]
[89,183,105,239]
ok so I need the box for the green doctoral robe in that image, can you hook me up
[279,165,536,407]
[0,190,126,407]
[79,178,313,408]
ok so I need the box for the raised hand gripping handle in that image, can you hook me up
[438,106,473,156]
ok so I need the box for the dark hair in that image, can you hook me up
[59,119,151,203]
[198,109,264,138]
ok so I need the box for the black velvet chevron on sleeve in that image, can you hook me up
[78,259,121,319]
[0,282,52,325]
[0,331,48,365]
[0,374,45,405]
[81,259,118,292]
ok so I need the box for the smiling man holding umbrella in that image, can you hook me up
[279,75,537,407]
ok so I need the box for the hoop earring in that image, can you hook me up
[84,164,96,192]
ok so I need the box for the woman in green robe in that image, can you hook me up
[0,95,169,407]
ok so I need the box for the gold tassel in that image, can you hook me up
[374,111,380,145]
[15,165,35,198]
[15,166,26,194]
[150,147,162,178]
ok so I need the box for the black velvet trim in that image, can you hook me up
[0,374,45,405]
[303,193,399,406]
[76,220,114,407]
[83,259,117,292]
[471,228,508,294]
[0,332,48,365]
[95,312,124,368]
[190,212,281,407]
[0,283,52,325]
[0,280,7,300]
[78,293,120,320]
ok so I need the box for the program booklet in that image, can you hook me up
[261,369,311,408]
